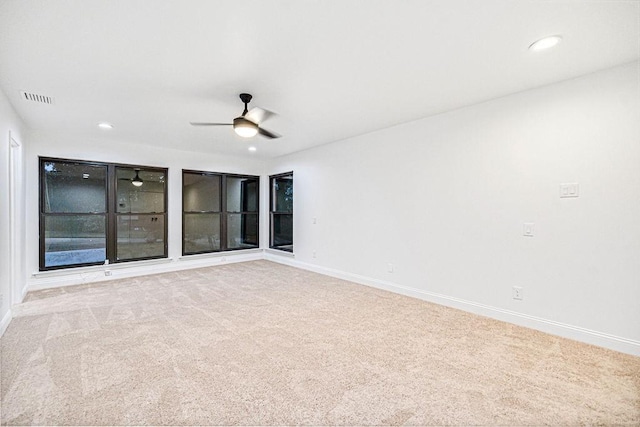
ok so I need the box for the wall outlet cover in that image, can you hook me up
[560,183,579,198]
[512,286,523,300]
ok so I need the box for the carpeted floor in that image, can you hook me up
[1,260,639,425]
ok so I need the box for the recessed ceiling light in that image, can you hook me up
[529,35,562,51]
[97,122,113,129]
[248,146,257,152]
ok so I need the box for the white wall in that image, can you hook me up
[25,132,266,288]
[0,87,27,333]
[266,62,640,354]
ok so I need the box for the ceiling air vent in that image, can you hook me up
[20,91,55,105]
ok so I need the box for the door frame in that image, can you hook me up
[8,131,24,304]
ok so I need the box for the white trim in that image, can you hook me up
[19,282,28,303]
[264,254,640,357]
[9,131,19,148]
[0,309,12,337]
[263,248,295,258]
[22,250,640,356]
[27,251,262,291]
[32,257,173,278]
[178,248,262,261]
[8,131,23,305]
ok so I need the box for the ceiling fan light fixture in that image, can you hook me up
[233,117,258,138]
[132,170,144,187]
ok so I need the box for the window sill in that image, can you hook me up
[32,257,172,278]
[264,248,295,258]
[178,248,262,261]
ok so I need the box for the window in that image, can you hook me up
[40,158,167,270]
[182,170,259,255]
[41,160,107,268]
[270,172,293,252]
[115,167,167,261]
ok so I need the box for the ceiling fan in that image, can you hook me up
[190,93,281,139]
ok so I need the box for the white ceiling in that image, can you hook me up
[0,0,638,159]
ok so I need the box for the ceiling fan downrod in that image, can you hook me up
[239,93,252,116]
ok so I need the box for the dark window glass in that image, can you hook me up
[227,177,258,212]
[273,176,293,213]
[115,167,167,262]
[116,168,166,213]
[182,171,259,255]
[43,161,107,213]
[227,213,258,248]
[39,158,168,270]
[44,215,106,267]
[116,215,166,260]
[41,160,108,268]
[272,214,293,248]
[270,172,293,252]
[184,173,221,212]
[184,213,221,253]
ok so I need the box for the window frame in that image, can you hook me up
[39,157,168,271]
[269,171,294,253]
[182,169,260,256]
[112,164,169,263]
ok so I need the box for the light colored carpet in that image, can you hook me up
[1,260,639,425]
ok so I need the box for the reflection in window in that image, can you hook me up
[115,167,167,261]
[182,171,259,255]
[39,158,168,270]
[44,215,106,267]
[184,213,221,253]
[116,168,166,213]
[41,160,107,268]
[226,177,259,249]
[227,213,258,249]
[270,172,293,252]
[117,215,166,260]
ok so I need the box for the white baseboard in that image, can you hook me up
[19,283,28,303]
[0,309,12,337]
[28,250,263,291]
[22,250,640,356]
[264,253,640,357]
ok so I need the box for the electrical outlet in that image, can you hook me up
[0,293,3,307]
[560,183,579,198]
[512,286,523,300]
[312,251,316,258]
[387,263,394,273]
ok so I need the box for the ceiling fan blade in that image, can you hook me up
[258,127,281,139]
[245,107,275,124]
[190,122,232,126]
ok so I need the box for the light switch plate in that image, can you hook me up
[560,183,579,198]
[523,223,534,237]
